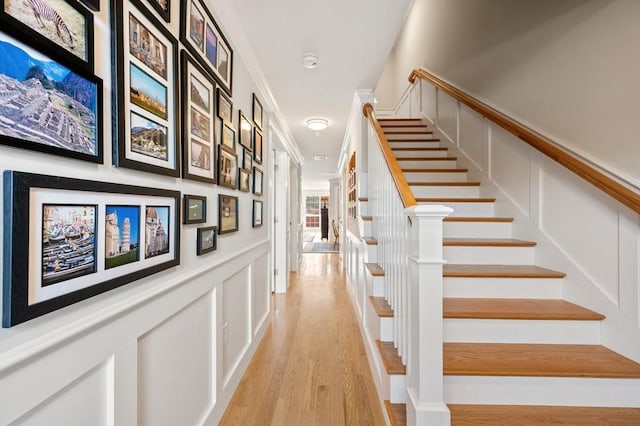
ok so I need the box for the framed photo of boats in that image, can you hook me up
[2,170,180,328]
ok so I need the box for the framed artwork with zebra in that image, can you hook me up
[0,0,95,73]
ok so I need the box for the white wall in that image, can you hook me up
[0,2,272,424]
[376,0,640,187]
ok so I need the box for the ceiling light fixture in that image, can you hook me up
[306,118,329,131]
[302,53,318,69]
[313,155,328,161]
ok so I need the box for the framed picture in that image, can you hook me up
[253,167,263,196]
[0,30,103,164]
[252,93,263,129]
[239,169,251,192]
[253,200,263,227]
[181,51,216,183]
[221,121,235,150]
[79,0,100,11]
[217,88,232,124]
[112,0,179,177]
[238,111,252,150]
[146,0,170,23]
[218,145,238,189]
[1,0,95,72]
[2,170,180,328]
[243,148,252,170]
[253,127,263,164]
[183,194,206,224]
[180,0,233,94]
[218,194,238,234]
[196,226,217,255]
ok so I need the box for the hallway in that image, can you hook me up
[220,254,385,425]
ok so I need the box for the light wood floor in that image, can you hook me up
[219,253,385,426]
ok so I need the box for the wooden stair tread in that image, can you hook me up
[409,182,480,187]
[388,138,441,142]
[376,340,406,375]
[358,197,368,202]
[365,263,384,276]
[403,168,468,173]
[444,216,513,223]
[444,343,640,378]
[398,157,458,161]
[417,197,496,203]
[443,238,536,247]
[381,124,426,128]
[370,296,393,317]
[384,401,406,426]
[448,404,640,426]
[378,118,422,121]
[384,130,434,134]
[444,264,565,278]
[392,147,447,151]
[361,215,372,221]
[443,298,605,320]
[363,237,378,245]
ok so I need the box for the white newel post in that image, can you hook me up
[405,204,453,426]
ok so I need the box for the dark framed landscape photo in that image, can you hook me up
[2,170,180,328]
[239,169,250,192]
[0,30,103,163]
[218,145,238,189]
[252,93,263,129]
[253,200,263,228]
[196,226,217,255]
[180,0,233,94]
[146,0,170,23]
[218,194,238,234]
[253,167,263,195]
[253,127,263,164]
[112,0,180,177]
[181,51,216,183]
[217,88,232,124]
[238,111,252,150]
[1,0,95,73]
[183,194,206,224]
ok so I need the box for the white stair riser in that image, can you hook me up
[444,245,534,265]
[444,277,563,299]
[365,244,377,263]
[398,159,458,169]
[404,172,468,183]
[368,275,384,297]
[390,375,407,404]
[384,133,434,140]
[382,126,428,132]
[445,376,640,407]
[366,302,382,341]
[411,185,480,198]
[359,219,372,237]
[379,120,423,126]
[444,319,601,344]
[380,317,394,342]
[419,201,494,217]
[444,221,512,238]
[389,141,441,149]
[392,150,449,158]
[358,200,368,215]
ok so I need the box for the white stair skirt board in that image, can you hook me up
[444,318,601,344]
[443,245,535,265]
[397,159,458,169]
[418,201,495,217]
[389,140,441,149]
[444,221,512,239]
[392,150,450,158]
[404,171,468,183]
[410,185,480,198]
[444,376,640,407]
[444,277,563,299]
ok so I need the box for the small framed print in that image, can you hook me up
[238,111,252,150]
[218,194,238,234]
[196,226,217,255]
[253,200,263,228]
[253,167,263,196]
[252,93,263,129]
[218,145,238,189]
[146,0,170,23]
[253,127,263,165]
[239,169,251,192]
[217,88,232,124]
[183,194,206,224]
[222,122,236,150]
[243,148,252,170]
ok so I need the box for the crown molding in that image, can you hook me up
[336,89,374,174]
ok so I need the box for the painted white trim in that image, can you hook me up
[337,90,375,174]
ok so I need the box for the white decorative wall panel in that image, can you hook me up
[437,91,458,144]
[223,268,251,386]
[459,105,486,171]
[252,254,270,336]
[138,293,214,426]
[421,82,437,124]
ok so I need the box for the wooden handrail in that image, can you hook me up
[409,68,640,215]
[363,103,417,208]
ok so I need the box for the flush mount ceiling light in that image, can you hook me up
[313,155,328,161]
[302,53,318,69]
[306,118,329,131]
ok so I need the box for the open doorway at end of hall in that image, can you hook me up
[302,195,337,253]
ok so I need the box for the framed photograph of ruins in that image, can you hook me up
[111,0,179,177]
[1,0,95,73]
[181,51,216,183]
[0,29,103,164]
[180,0,233,95]
[2,170,180,328]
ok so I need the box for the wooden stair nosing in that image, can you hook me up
[397,157,458,161]
[378,118,422,122]
[384,401,407,426]
[376,340,406,375]
[361,215,373,221]
[444,216,513,223]
[403,168,468,173]
[358,197,368,202]
[388,138,441,142]
[381,124,426,128]
[392,147,448,152]
[443,298,605,321]
[370,296,394,318]
[443,238,536,247]
[384,130,434,135]
[444,343,640,378]
[364,237,378,246]
[416,197,496,203]
[365,263,384,276]
[409,181,480,187]
[444,264,566,278]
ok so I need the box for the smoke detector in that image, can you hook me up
[302,53,318,69]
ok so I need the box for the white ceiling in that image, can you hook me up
[222,0,411,190]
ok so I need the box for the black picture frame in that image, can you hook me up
[252,200,263,228]
[253,167,263,196]
[79,0,100,11]
[218,145,238,189]
[146,0,170,23]
[243,148,252,170]
[217,88,232,124]
[218,194,238,234]
[221,121,235,150]
[3,170,181,328]
[0,0,95,73]
[0,29,103,164]
[181,50,217,183]
[180,0,233,95]
[196,226,217,255]
[112,0,180,177]
[238,111,252,150]
[239,169,250,192]
[253,127,263,165]
[252,93,263,129]
[183,194,206,224]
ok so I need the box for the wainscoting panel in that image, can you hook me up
[437,91,458,144]
[459,104,487,171]
[223,268,251,387]
[420,82,437,124]
[252,254,270,337]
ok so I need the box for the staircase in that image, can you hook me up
[361,118,640,425]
